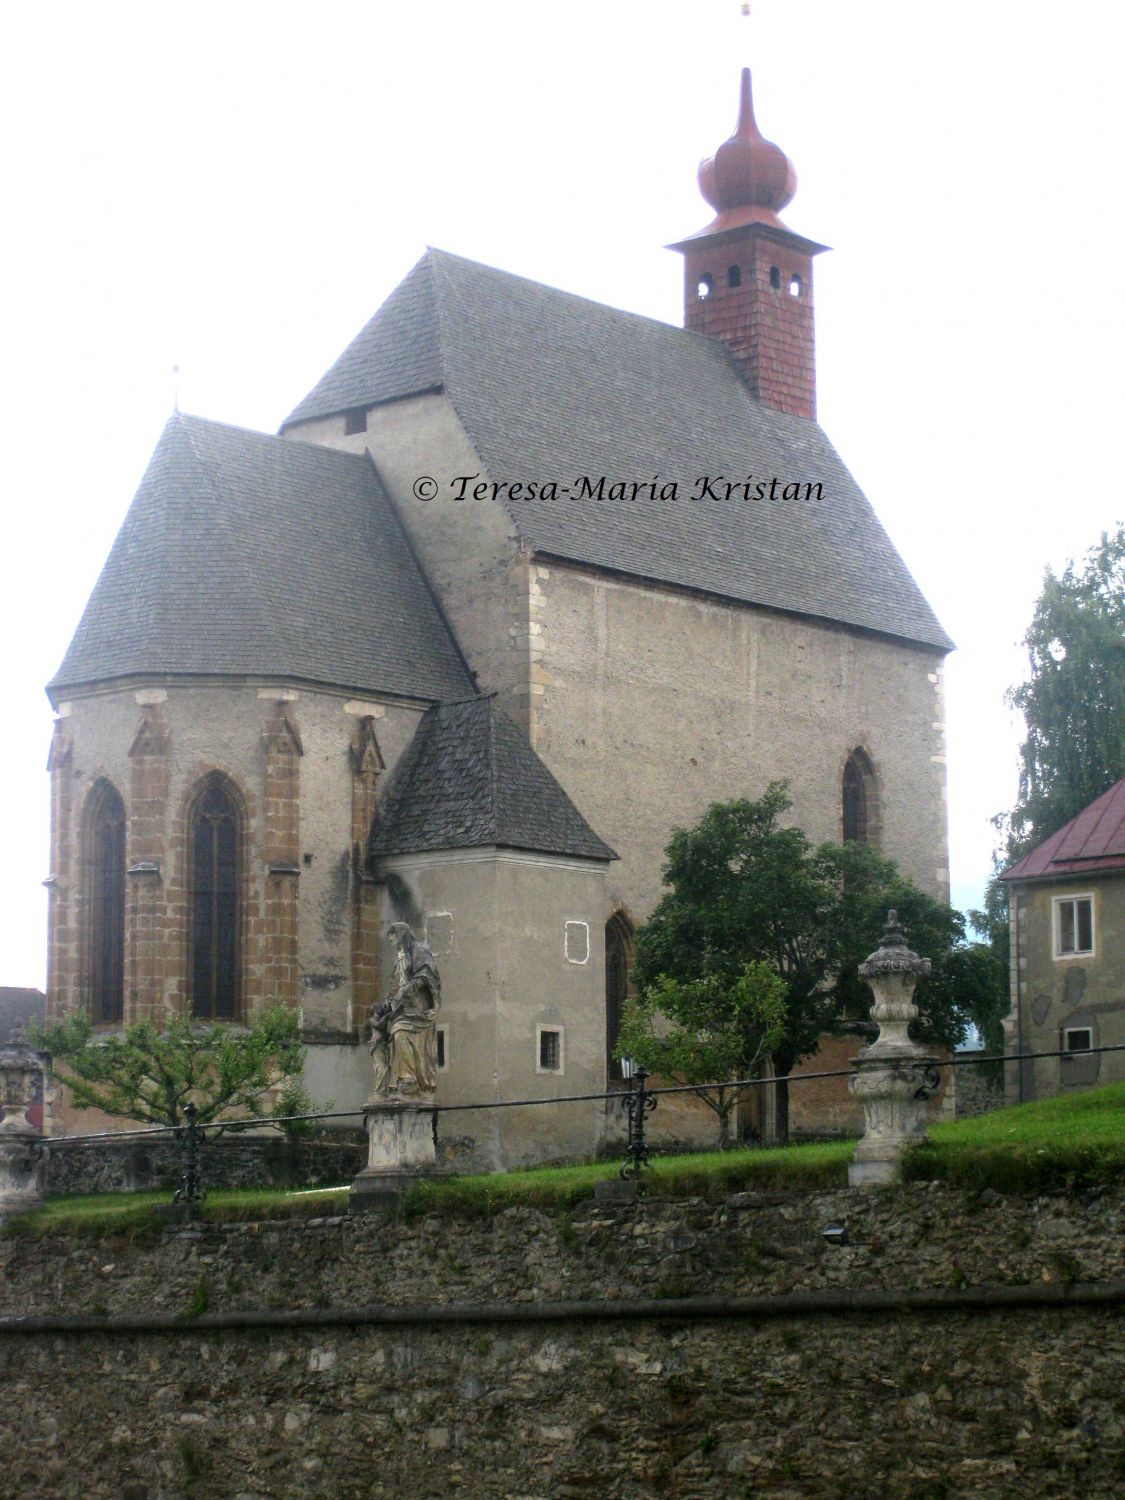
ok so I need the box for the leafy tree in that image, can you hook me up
[31,1004,310,1133]
[964,880,1015,1088]
[614,962,785,1148]
[632,784,983,1142]
[975,525,1125,1088]
[1003,523,1125,861]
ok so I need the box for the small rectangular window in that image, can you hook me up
[538,1028,562,1073]
[1063,1027,1092,1054]
[344,408,367,435]
[435,1027,447,1071]
[564,920,589,964]
[1055,895,1094,957]
[425,911,454,958]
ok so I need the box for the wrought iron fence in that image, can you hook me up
[36,1040,1125,1216]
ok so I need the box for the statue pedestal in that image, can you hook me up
[848,1052,937,1187]
[350,1097,438,1212]
[0,1043,47,1224]
[0,1128,46,1224]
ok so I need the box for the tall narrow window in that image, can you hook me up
[1054,895,1094,957]
[190,778,241,1020]
[86,781,125,1023]
[605,912,634,1080]
[842,758,866,844]
[842,750,879,847]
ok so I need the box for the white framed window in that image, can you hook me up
[425,911,454,957]
[564,920,590,964]
[435,1024,449,1073]
[536,1025,564,1074]
[1053,895,1094,958]
[1062,1027,1093,1054]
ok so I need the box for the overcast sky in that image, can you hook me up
[2,0,1121,987]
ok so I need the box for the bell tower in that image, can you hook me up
[670,68,827,420]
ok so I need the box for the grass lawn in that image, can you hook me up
[8,1082,1123,1235]
[904,1078,1125,1194]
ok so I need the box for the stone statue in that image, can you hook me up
[367,922,441,1098]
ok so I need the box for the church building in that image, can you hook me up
[45,70,952,1165]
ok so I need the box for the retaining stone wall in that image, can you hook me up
[953,1060,1005,1119]
[43,1131,365,1197]
[2,1186,1123,1498]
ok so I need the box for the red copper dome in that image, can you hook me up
[697,67,796,231]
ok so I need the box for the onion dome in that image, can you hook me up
[697,67,797,231]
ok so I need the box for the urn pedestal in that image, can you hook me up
[350,1097,438,1212]
[848,912,940,1188]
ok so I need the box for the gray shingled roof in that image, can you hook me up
[284,249,952,652]
[50,414,474,702]
[369,696,616,861]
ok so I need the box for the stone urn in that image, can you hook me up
[848,911,940,1187]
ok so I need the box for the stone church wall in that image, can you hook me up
[286,396,950,923]
[46,681,426,1130]
[2,1186,1122,1497]
[376,849,611,1170]
[287,397,535,729]
[527,562,949,920]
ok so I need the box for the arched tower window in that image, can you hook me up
[189,776,242,1021]
[85,780,125,1024]
[842,749,879,847]
[605,912,634,1080]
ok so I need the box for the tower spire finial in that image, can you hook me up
[736,66,756,139]
[696,67,796,233]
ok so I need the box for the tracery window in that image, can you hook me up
[86,780,125,1024]
[189,777,241,1021]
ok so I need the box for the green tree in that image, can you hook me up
[614,962,786,1148]
[976,525,1125,1085]
[633,784,981,1142]
[31,1004,310,1132]
[1003,523,1125,861]
[965,879,1014,1087]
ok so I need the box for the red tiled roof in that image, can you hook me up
[999,778,1125,882]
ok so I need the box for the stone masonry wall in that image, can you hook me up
[1,1186,1122,1498]
[43,1132,366,1197]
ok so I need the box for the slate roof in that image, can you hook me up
[284,249,952,652]
[369,696,616,861]
[999,778,1125,882]
[50,414,474,703]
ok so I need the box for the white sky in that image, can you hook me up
[2,1,1121,987]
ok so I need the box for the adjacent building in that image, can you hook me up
[999,777,1125,1103]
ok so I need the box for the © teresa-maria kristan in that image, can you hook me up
[436,473,827,503]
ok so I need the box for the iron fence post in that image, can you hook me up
[620,1065,657,1181]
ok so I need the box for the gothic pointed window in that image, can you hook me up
[85,781,125,1024]
[189,777,241,1021]
[842,749,879,847]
